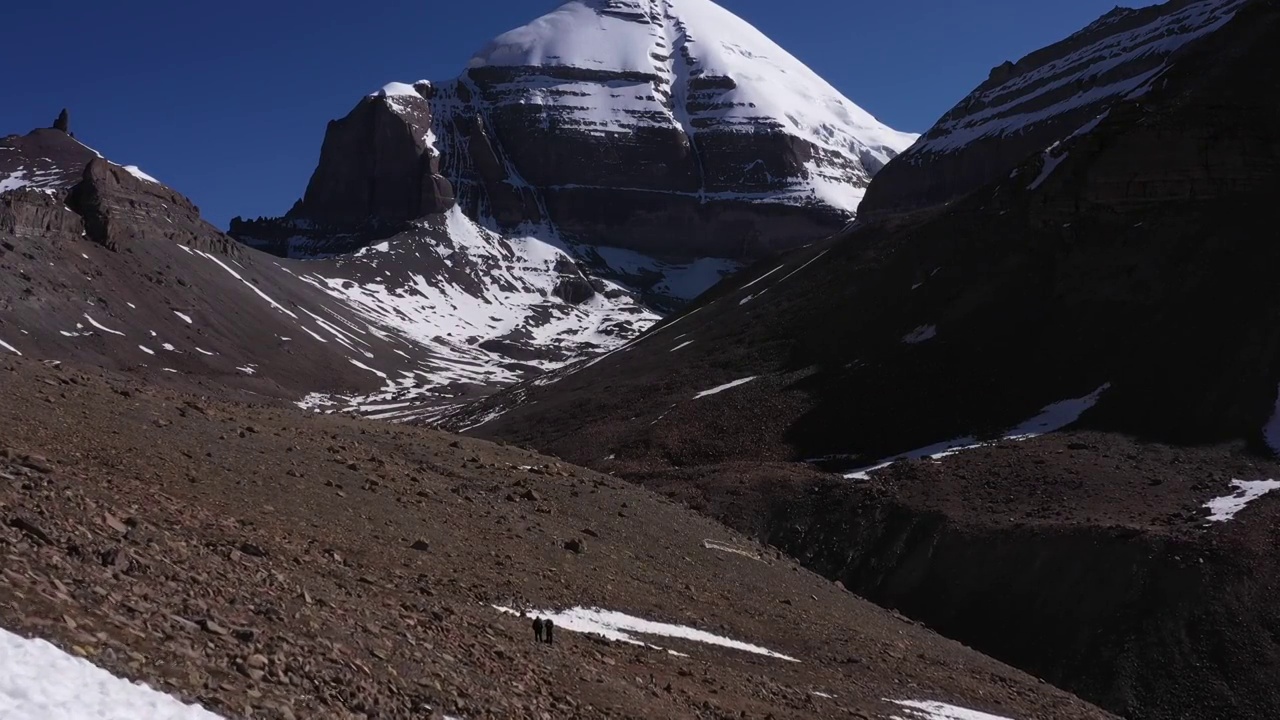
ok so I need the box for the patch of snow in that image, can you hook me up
[291,208,659,411]
[653,258,741,301]
[83,313,125,336]
[138,345,155,355]
[348,359,388,379]
[845,384,1110,479]
[494,606,797,662]
[593,246,740,301]
[889,699,1014,720]
[236,365,257,375]
[903,325,937,344]
[1028,142,1066,191]
[1204,480,1280,522]
[161,343,177,352]
[0,626,223,719]
[195,348,215,356]
[702,539,764,562]
[163,368,178,373]
[812,691,836,699]
[121,165,159,184]
[694,376,757,399]
[0,339,21,356]
[354,241,392,256]
[0,170,32,193]
[670,340,694,352]
[173,311,193,324]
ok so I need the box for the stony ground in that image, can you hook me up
[0,355,1110,719]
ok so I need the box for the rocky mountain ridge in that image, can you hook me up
[1,124,659,422]
[860,0,1247,218]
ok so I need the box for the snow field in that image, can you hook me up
[0,627,223,719]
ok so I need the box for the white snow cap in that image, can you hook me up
[372,81,426,99]
[0,627,223,719]
[465,0,917,210]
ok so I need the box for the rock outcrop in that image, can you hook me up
[52,109,69,134]
[291,82,455,227]
[68,158,242,257]
[860,0,1248,218]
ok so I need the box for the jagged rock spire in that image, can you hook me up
[52,109,69,134]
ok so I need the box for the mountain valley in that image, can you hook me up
[4,0,1279,718]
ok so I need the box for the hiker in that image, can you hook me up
[544,618,554,645]
[532,617,545,642]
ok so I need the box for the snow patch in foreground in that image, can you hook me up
[0,338,21,356]
[694,376,757,399]
[0,626,223,719]
[845,384,1110,479]
[494,606,797,662]
[1204,480,1280,522]
[889,699,1014,720]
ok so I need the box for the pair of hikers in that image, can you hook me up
[532,617,555,645]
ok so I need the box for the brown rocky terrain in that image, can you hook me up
[438,1,1280,717]
[0,354,1110,719]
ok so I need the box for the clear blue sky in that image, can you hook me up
[3,0,1144,229]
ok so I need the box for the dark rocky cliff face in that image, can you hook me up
[860,0,1248,218]
[292,83,455,227]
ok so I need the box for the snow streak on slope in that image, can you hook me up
[843,384,1110,479]
[0,627,223,719]
[888,699,1015,720]
[466,0,917,212]
[493,606,798,661]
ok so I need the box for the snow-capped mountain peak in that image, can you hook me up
[464,0,916,213]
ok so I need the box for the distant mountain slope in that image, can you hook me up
[438,2,1280,718]
[861,0,1247,217]
[0,125,654,420]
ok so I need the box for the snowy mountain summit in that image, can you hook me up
[239,0,915,262]
[463,0,916,222]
